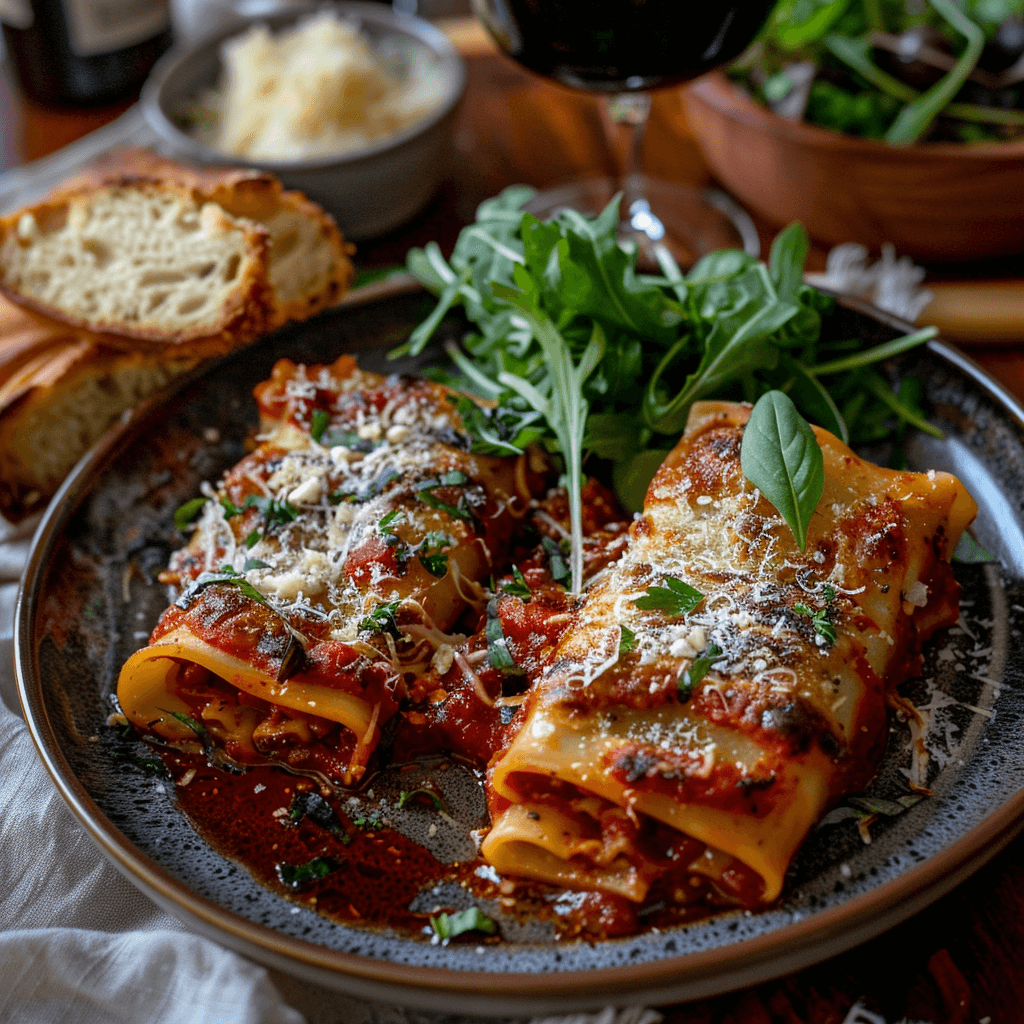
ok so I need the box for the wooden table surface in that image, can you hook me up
[4,20,1024,1024]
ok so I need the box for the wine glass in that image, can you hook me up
[469,0,776,268]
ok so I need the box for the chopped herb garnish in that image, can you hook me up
[501,566,532,601]
[288,791,351,844]
[320,426,377,452]
[619,625,636,653]
[359,599,401,639]
[275,856,341,889]
[418,531,452,578]
[243,558,270,571]
[175,566,268,609]
[245,529,262,549]
[111,751,169,777]
[679,644,723,699]
[352,811,385,830]
[541,536,570,584]
[415,471,474,520]
[310,408,331,443]
[635,577,704,616]
[793,600,837,645]
[398,788,446,812]
[174,496,207,532]
[429,907,498,940]
[243,495,299,527]
[380,509,405,534]
[450,395,544,457]
[221,494,298,529]
[485,604,521,674]
[168,710,210,745]
[331,468,400,504]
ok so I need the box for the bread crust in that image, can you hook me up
[0,150,356,521]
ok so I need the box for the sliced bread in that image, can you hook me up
[0,149,355,350]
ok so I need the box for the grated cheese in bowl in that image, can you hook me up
[197,10,448,162]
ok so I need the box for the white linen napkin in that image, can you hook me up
[0,511,661,1024]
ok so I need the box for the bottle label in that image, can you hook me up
[63,0,169,56]
[0,0,33,29]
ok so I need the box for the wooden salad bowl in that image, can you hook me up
[682,71,1024,263]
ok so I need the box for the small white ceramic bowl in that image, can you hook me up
[141,1,467,240]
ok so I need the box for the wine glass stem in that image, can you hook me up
[600,91,674,270]
[603,91,651,209]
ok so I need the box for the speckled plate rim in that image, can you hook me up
[14,282,1024,1015]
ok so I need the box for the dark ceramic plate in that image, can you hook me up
[16,281,1024,1015]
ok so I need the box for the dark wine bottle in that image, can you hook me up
[0,0,171,106]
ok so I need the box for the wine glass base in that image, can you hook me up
[522,176,760,270]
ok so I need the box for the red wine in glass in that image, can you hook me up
[471,0,777,265]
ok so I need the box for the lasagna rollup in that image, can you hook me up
[118,355,546,784]
[484,401,976,905]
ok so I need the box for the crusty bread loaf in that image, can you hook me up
[0,149,355,349]
[0,183,275,349]
[0,297,200,520]
[0,151,358,521]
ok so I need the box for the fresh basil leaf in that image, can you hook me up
[741,390,824,552]
[310,409,330,443]
[635,576,704,616]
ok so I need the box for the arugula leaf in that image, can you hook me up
[275,856,341,889]
[430,907,499,940]
[741,391,824,551]
[492,284,604,594]
[400,202,937,581]
[635,576,704,616]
